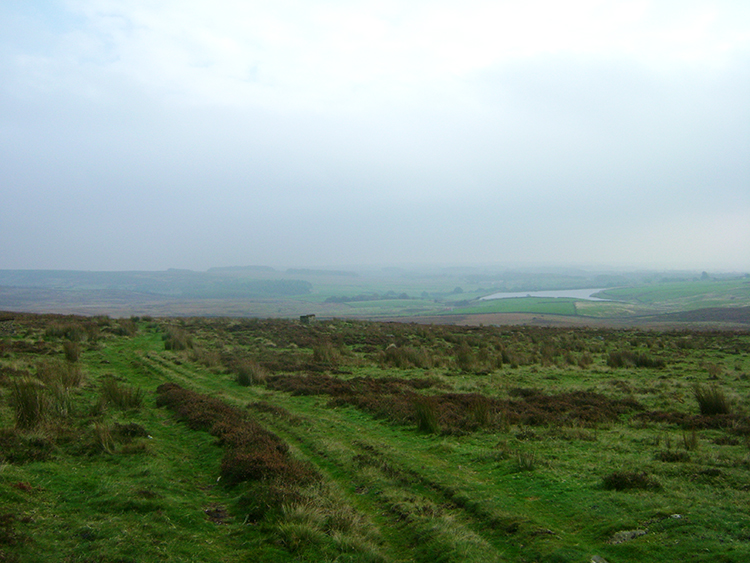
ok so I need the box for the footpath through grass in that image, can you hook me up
[2,313,750,562]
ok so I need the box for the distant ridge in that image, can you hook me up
[286,268,359,277]
[0,269,310,300]
[207,266,275,272]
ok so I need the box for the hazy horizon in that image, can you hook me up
[0,261,747,278]
[2,1,749,273]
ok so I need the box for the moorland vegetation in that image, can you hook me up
[1,312,749,562]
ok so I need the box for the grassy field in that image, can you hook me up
[442,298,579,316]
[598,280,750,309]
[2,312,750,562]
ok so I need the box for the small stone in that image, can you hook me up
[591,556,610,563]
[609,529,647,544]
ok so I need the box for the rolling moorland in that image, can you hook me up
[2,312,750,562]
[0,267,749,327]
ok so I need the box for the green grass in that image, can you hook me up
[444,297,579,316]
[2,314,750,562]
[599,279,750,307]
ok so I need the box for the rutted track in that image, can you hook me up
[132,351,523,561]
[253,401,518,561]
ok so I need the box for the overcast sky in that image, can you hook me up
[1,1,748,272]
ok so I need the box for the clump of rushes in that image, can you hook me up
[516,450,537,472]
[607,351,665,369]
[101,377,143,410]
[93,423,116,454]
[44,321,85,341]
[467,395,494,428]
[11,378,47,429]
[36,359,83,389]
[454,343,477,373]
[163,326,193,350]
[694,384,731,416]
[413,396,441,434]
[381,345,434,369]
[234,359,269,386]
[62,340,81,362]
[189,347,221,368]
[48,384,73,418]
[312,342,341,367]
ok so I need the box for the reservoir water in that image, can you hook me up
[480,288,611,301]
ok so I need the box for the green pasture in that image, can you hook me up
[599,280,750,308]
[573,300,652,318]
[444,297,579,316]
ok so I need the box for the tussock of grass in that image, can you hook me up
[602,471,661,491]
[92,423,116,454]
[36,359,83,389]
[44,321,85,342]
[515,450,538,472]
[62,340,81,363]
[694,384,731,416]
[233,358,269,386]
[607,350,665,369]
[189,347,221,368]
[466,395,495,427]
[454,342,477,372]
[413,397,441,434]
[380,344,434,369]
[48,384,73,418]
[312,341,342,367]
[10,379,46,429]
[162,326,192,350]
[100,377,143,410]
[275,521,328,552]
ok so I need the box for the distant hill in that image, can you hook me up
[0,269,311,300]
[286,268,359,277]
[207,266,276,272]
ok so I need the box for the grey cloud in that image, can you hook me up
[0,2,748,272]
